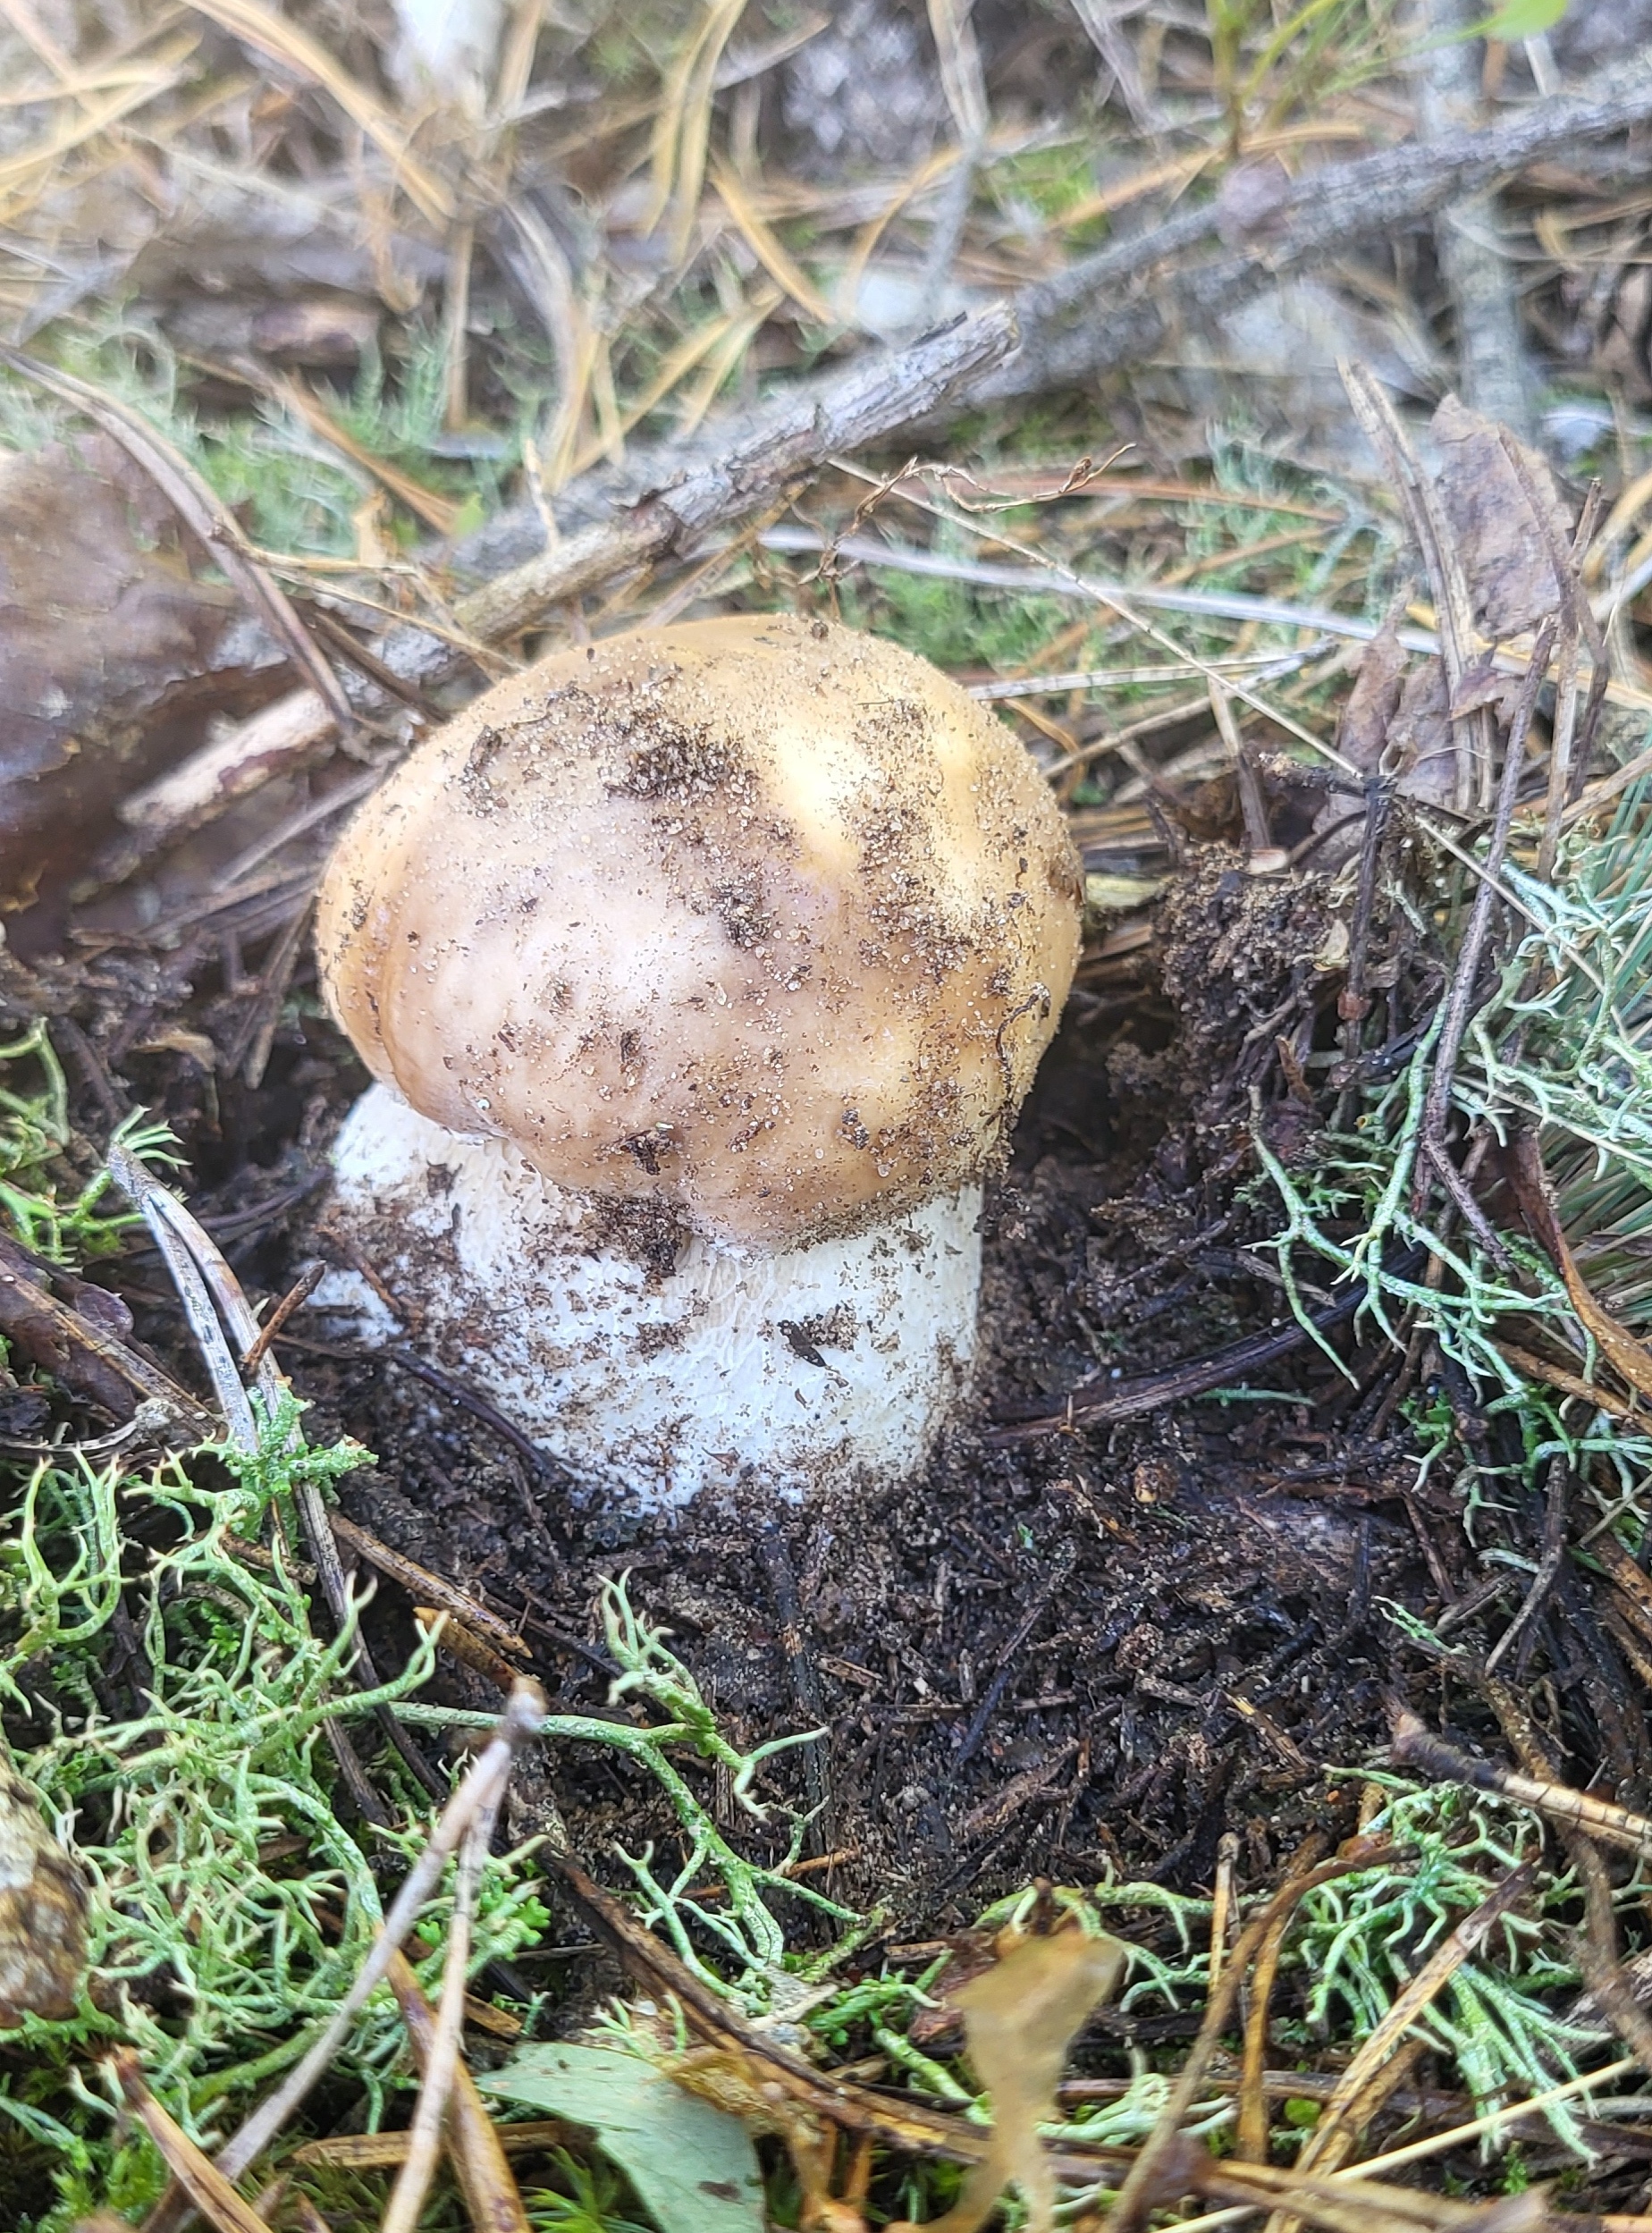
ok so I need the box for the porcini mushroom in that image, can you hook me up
[314,613,1079,1507]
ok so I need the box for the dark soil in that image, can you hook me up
[2,837,1447,1951]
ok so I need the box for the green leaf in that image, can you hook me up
[477,2043,767,2233]
[1471,0,1567,36]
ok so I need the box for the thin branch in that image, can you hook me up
[90,304,1020,883]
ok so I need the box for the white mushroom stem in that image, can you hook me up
[319,1084,982,1509]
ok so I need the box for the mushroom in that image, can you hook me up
[314,613,1080,1507]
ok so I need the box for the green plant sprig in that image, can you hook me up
[0,1023,179,1265]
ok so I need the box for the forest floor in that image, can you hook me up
[8,2,1652,2229]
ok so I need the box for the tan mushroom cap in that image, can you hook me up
[315,613,1081,1249]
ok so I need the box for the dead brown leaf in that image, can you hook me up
[888,1924,1125,2233]
[1383,657,1456,808]
[0,1767,87,2026]
[1333,607,1407,772]
[0,433,280,923]
[1431,396,1573,643]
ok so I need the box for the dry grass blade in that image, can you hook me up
[384,1946,532,2233]
[1493,1339,1643,1426]
[1075,1837,1390,2233]
[384,1947,527,2224]
[925,0,989,143]
[176,0,451,221]
[1508,1133,1652,1406]
[561,1843,1593,2233]
[0,349,354,730]
[812,472,1349,769]
[1260,1865,1535,2233]
[1354,2057,1637,2177]
[416,1605,522,1689]
[559,309,740,481]
[1163,2061,1644,2233]
[1067,0,1159,134]
[673,286,779,436]
[1204,2166,1545,2233]
[381,1789,510,2233]
[441,221,475,433]
[105,1141,398,1830]
[112,2052,276,2233]
[646,0,746,262]
[106,1142,446,1817]
[105,1143,257,1447]
[550,1836,1631,2233]
[1499,459,1606,877]
[0,41,196,206]
[0,0,79,78]
[710,157,835,324]
[265,372,460,535]
[1235,1866,1315,2161]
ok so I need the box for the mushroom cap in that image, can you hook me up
[315,613,1081,1248]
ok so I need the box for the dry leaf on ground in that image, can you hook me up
[889,1924,1125,2233]
[1431,396,1573,643]
[0,432,286,926]
[0,1769,87,2026]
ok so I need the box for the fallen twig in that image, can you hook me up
[980,46,1652,407]
[87,53,1652,899]
[953,1542,1076,1767]
[292,2117,571,2171]
[989,1248,1428,1440]
[330,1511,530,1660]
[240,1260,327,1373]
[1483,1454,1569,1679]
[1389,1708,1652,1862]
[92,304,1019,882]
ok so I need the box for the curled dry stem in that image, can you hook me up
[107,1142,443,1809]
